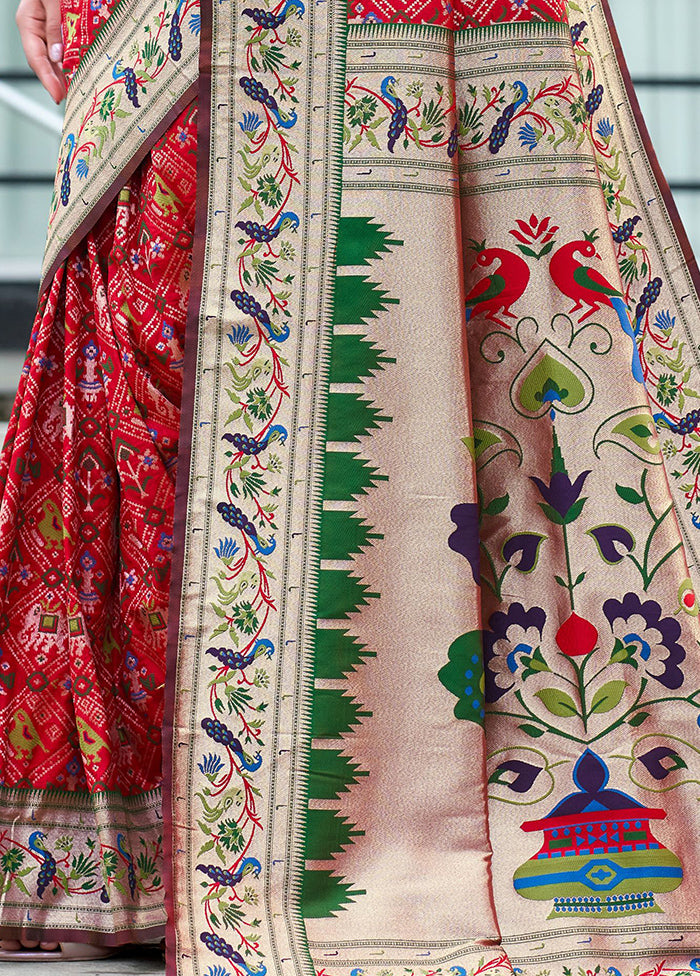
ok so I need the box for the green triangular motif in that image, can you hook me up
[333,276,399,327]
[310,688,372,738]
[336,216,403,267]
[322,451,388,500]
[300,869,366,918]
[307,748,369,799]
[329,333,396,384]
[326,393,391,443]
[304,808,365,860]
[314,627,375,679]
[317,569,379,618]
[320,510,382,560]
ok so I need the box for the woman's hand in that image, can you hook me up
[16,0,66,104]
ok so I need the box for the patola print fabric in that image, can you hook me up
[2,0,700,973]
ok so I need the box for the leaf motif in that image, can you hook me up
[629,711,649,727]
[534,688,578,718]
[485,493,509,517]
[518,723,546,738]
[590,680,627,714]
[616,484,644,505]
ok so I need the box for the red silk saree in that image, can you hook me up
[2,1,700,974]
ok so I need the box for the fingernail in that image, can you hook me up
[50,43,63,63]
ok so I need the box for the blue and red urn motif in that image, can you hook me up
[514,750,682,917]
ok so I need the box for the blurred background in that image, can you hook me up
[0,0,699,422]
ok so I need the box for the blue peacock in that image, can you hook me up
[117,833,137,898]
[216,500,276,555]
[231,288,291,343]
[488,81,528,154]
[168,0,185,61]
[241,0,305,29]
[380,76,407,153]
[206,637,275,670]
[29,831,56,899]
[222,425,288,455]
[112,59,140,107]
[239,76,297,129]
[235,211,300,244]
[196,856,262,888]
[60,134,76,207]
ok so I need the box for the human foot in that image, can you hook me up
[0,940,115,960]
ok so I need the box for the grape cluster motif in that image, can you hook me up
[488,103,515,155]
[168,9,183,61]
[570,21,587,44]
[60,158,71,207]
[201,717,237,747]
[585,84,604,117]
[447,124,459,159]
[635,276,663,320]
[612,215,641,244]
[239,75,279,112]
[387,100,408,154]
[36,851,57,899]
[123,66,141,107]
[665,410,700,435]
[217,501,258,538]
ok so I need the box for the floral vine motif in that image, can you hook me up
[51,0,199,217]
[196,2,305,972]
[0,827,161,903]
[343,71,591,158]
[567,3,700,513]
[477,427,699,747]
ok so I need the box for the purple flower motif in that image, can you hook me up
[484,602,547,701]
[502,532,546,573]
[638,745,687,781]
[588,524,635,564]
[603,592,685,689]
[448,503,480,584]
[488,758,541,794]
[530,469,590,524]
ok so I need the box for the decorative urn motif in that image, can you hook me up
[514,750,682,916]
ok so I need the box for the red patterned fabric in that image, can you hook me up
[347,0,567,28]
[0,4,196,793]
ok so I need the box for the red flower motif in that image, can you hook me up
[510,214,560,260]
[556,612,598,657]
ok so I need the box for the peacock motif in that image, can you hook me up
[549,232,643,383]
[488,81,528,154]
[60,134,76,207]
[235,211,300,244]
[241,0,305,30]
[239,76,297,129]
[116,833,137,898]
[112,59,140,107]
[29,831,56,900]
[464,243,530,328]
[380,76,408,153]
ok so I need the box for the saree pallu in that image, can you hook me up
[4,0,700,973]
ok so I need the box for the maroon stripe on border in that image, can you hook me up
[0,923,165,949]
[600,0,700,296]
[39,83,197,298]
[162,0,212,972]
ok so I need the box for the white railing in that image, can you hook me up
[0,79,63,134]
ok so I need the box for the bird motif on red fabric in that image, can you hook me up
[464,244,530,329]
[549,232,643,383]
